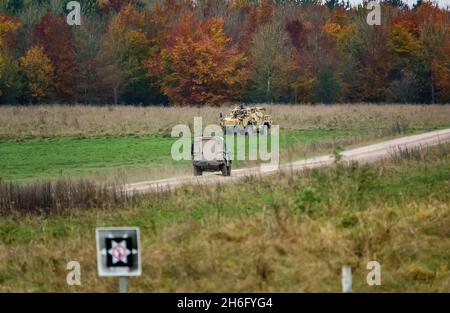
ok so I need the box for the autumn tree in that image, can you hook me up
[237,0,274,52]
[388,2,450,103]
[149,14,249,105]
[19,46,54,103]
[1,1,449,104]
[97,4,165,104]
[333,6,393,102]
[432,58,450,102]
[33,14,76,102]
[0,13,19,99]
[388,22,422,102]
[72,15,107,104]
[285,18,315,103]
[247,22,296,102]
[417,4,449,103]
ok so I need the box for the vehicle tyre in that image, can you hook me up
[193,166,202,176]
[221,164,227,176]
[226,165,231,176]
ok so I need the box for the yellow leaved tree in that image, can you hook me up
[19,46,55,103]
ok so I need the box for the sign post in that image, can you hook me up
[119,276,128,293]
[96,227,141,293]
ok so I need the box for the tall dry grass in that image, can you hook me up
[1,104,449,139]
[0,179,136,216]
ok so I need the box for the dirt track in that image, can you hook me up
[123,128,450,194]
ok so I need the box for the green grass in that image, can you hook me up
[0,135,179,181]
[0,130,365,182]
[0,143,449,292]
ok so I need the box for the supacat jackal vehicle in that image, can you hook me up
[192,136,231,176]
[219,105,272,135]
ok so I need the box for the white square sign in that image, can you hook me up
[96,227,141,277]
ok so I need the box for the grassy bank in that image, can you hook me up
[0,143,448,292]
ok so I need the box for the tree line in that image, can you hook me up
[0,0,449,105]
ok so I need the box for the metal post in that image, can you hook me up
[119,276,127,293]
[342,266,352,293]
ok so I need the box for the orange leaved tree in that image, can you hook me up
[33,14,76,102]
[148,14,249,105]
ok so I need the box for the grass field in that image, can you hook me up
[0,143,448,292]
[0,130,364,182]
[0,104,449,292]
[1,104,450,182]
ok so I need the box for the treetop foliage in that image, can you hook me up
[0,0,449,105]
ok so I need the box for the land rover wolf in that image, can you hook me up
[192,136,231,176]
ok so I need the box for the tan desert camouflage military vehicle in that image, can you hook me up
[219,105,272,135]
